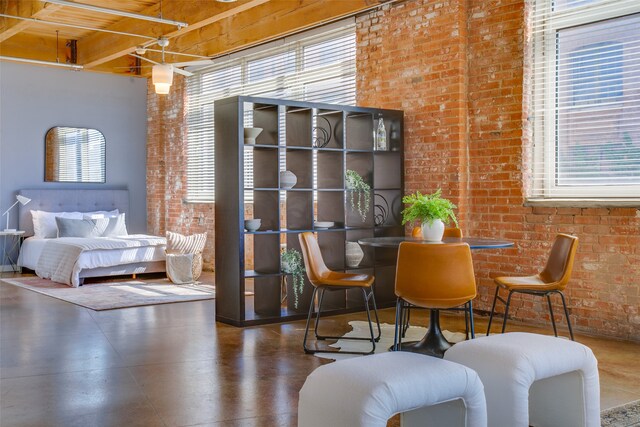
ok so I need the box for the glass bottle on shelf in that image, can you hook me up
[375,116,387,151]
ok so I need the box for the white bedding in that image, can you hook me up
[18,235,166,287]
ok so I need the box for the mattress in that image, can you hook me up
[18,235,166,271]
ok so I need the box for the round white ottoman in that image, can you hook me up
[444,332,600,427]
[298,352,487,427]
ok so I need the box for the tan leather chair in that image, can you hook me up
[393,242,477,356]
[487,233,578,340]
[406,227,471,338]
[298,232,381,355]
[412,226,463,238]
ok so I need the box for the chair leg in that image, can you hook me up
[486,286,500,335]
[402,306,411,338]
[464,302,470,339]
[558,291,575,341]
[303,287,319,354]
[501,290,514,334]
[314,288,326,339]
[368,288,382,342]
[305,287,379,355]
[546,293,558,337]
[361,287,376,355]
[467,300,475,339]
[393,297,403,351]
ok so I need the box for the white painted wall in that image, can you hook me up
[0,62,148,240]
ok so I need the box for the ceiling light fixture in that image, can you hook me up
[152,37,173,94]
[39,0,188,29]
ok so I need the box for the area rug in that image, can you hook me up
[601,400,640,427]
[314,321,467,361]
[0,277,215,310]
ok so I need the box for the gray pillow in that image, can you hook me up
[56,217,108,238]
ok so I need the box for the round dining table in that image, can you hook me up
[358,236,514,357]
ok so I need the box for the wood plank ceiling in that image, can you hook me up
[0,0,383,76]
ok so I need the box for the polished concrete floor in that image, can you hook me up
[1,274,639,426]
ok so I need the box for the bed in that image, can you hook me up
[16,189,166,286]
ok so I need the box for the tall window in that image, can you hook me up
[185,24,356,202]
[529,0,640,200]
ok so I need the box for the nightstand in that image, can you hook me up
[1,230,25,277]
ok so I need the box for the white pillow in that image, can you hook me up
[82,209,119,219]
[100,213,128,237]
[32,210,83,238]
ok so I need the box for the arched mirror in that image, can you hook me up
[45,127,106,183]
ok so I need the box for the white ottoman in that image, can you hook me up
[444,332,600,427]
[298,352,487,427]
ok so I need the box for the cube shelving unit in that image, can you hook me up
[215,96,404,326]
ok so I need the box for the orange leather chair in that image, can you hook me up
[406,227,471,338]
[298,232,381,355]
[393,242,477,357]
[486,233,578,340]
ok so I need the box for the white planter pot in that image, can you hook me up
[421,219,445,242]
[280,170,297,189]
[345,241,364,268]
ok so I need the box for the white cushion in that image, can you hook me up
[82,209,119,219]
[298,352,487,427]
[32,210,83,238]
[100,213,128,237]
[444,332,600,427]
[166,231,207,254]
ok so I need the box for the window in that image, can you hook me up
[185,23,356,202]
[529,0,640,200]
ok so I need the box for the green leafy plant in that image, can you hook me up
[401,189,458,227]
[281,248,305,309]
[346,170,371,223]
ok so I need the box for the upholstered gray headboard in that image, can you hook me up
[18,189,129,236]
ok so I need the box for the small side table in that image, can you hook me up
[1,230,25,277]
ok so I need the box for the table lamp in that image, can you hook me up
[2,195,31,232]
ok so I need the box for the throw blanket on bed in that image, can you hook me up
[36,235,166,287]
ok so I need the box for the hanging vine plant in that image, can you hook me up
[281,248,305,309]
[346,169,371,223]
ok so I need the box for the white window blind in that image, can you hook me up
[185,23,356,202]
[529,0,640,200]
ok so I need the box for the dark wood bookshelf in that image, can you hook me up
[215,95,404,326]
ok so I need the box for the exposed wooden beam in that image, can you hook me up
[0,1,63,43]
[168,0,376,59]
[81,0,270,69]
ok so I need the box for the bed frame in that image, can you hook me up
[18,189,165,281]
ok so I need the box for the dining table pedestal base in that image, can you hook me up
[397,309,452,358]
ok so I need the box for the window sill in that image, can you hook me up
[525,198,640,208]
[183,200,215,204]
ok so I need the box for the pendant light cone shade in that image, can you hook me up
[152,63,174,94]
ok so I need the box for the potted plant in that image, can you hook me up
[346,170,371,223]
[401,189,458,241]
[281,248,305,309]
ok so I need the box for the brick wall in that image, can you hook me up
[147,76,216,270]
[356,0,639,340]
[147,0,639,340]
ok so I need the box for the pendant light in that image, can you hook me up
[152,36,173,94]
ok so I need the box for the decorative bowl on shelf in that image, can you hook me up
[280,170,297,189]
[244,219,261,232]
[314,221,335,229]
[244,127,263,144]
